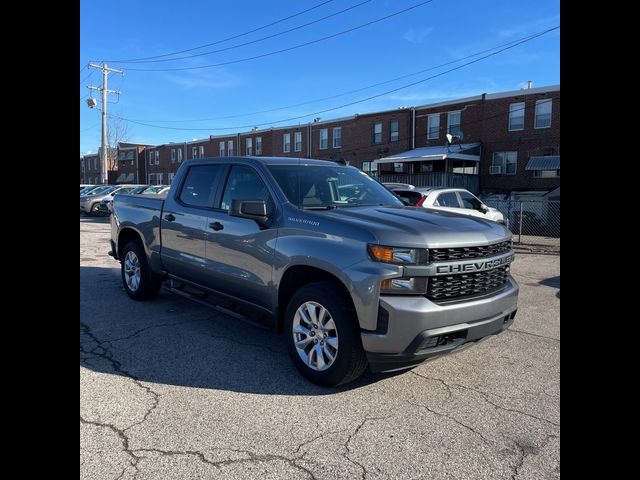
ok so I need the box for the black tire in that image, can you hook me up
[90,203,101,216]
[121,241,161,300]
[285,282,368,387]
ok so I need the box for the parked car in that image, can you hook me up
[110,157,518,386]
[80,186,121,215]
[80,185,106,196]
[141,185,169,195]
[97,186,145,215]
[390,187,505,224]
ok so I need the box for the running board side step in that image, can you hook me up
[162,282,271,330]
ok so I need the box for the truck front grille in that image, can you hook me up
[430,241,511,262]
[427,266,509,301]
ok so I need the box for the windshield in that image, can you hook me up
[268,164,403,209]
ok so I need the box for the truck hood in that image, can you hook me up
[319,205,511,248]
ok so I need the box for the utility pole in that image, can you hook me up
[87,63,123,184]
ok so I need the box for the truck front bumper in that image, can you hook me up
[362,276,519,373]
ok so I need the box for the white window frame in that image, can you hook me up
[168,172,175,183]
[535,99,552,129]
[362,161,371,173]
[508,102,525,131]
[319,129,328,150]
[427,114,440,139]
[219,142,225,157]
[227,140,234,156]
[154,151,159,165]
[389,120,399,142]
[255,137,262,155]
[177,148,183,162]
[447,111,461,136]
[491,151,517,175]
[199,146,204,157]
[333,127,342,148]
[148,152,153,166]
[283,133,291,153]
[171,149,176,163]
[373,122,382,144]
[192,146,198,159]
[294,132,302,152]
[246,137,253,156]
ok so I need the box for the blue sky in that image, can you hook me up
[79,0,560,155]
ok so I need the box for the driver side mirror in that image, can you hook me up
[230,199,269,227]
[479,204,489,214]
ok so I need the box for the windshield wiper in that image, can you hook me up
[302,205,339,210]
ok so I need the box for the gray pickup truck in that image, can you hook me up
[110,157,518,386]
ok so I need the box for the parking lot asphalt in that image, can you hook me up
[80,216,560,480]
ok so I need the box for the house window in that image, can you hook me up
[118,151,126,161]
[509,102,525,131]
[394,163,403,173]
[535,99,552,128]
[168,172,175,183]
[333,127,342,148]
[283,133,291,153]
[177,148,183,162]
[227,140,234,156]
[192,146,198,159]
[533,169,560,178]
[319,129,328,150]
[295,132,302,152]
[491,152,517,175]
[389,120,399,142]
[199,146,205,157]
[447,111,461,136]
[256,137,262,155]
[153,151,159,165]
[219,142,225,156]
[148,152,154,165]
[373,122,382,144]
[171,149,176,163]
[362,161,371,173]
[246,137,253,156]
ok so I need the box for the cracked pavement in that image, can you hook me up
[80,216,559,479]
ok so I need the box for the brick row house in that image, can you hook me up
[80,85,559,196]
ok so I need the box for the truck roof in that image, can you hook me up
[188,156,346,167]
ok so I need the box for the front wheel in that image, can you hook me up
[121,241,161,300]
[285,282,368,387]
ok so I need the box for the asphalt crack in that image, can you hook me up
[343,416,390,479]
[507,328,559,342]
[407,400,494,446]
[410,371,453,399]
[80,322,161,432]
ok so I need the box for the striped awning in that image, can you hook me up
[526,156,560,171]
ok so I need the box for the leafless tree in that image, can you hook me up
[106,117,132,170]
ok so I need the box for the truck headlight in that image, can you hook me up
[368,245,427,265]
[380,277,427,295]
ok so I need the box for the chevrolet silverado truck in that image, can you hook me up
[110,157,518,386]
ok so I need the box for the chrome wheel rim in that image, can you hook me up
[123,251,141,292]
[292,301,338,371]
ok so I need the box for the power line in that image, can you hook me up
[104,0,337,63]
[122,1,435,72]
[110,26,558,132]
[117,0,371,64]
[126,29,557,123]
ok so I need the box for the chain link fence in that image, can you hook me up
[483,200,560,248]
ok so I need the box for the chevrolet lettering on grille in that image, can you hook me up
[434,253,514,275]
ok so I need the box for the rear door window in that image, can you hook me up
[178,165,224,208]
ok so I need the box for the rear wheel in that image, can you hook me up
[121,241,161,300]
[285,282,368,387]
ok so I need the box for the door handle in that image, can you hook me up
[164,213,176,222]
[209,221,224,231]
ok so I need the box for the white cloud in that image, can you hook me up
[162,66,243,89]
[402,27,434,44]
